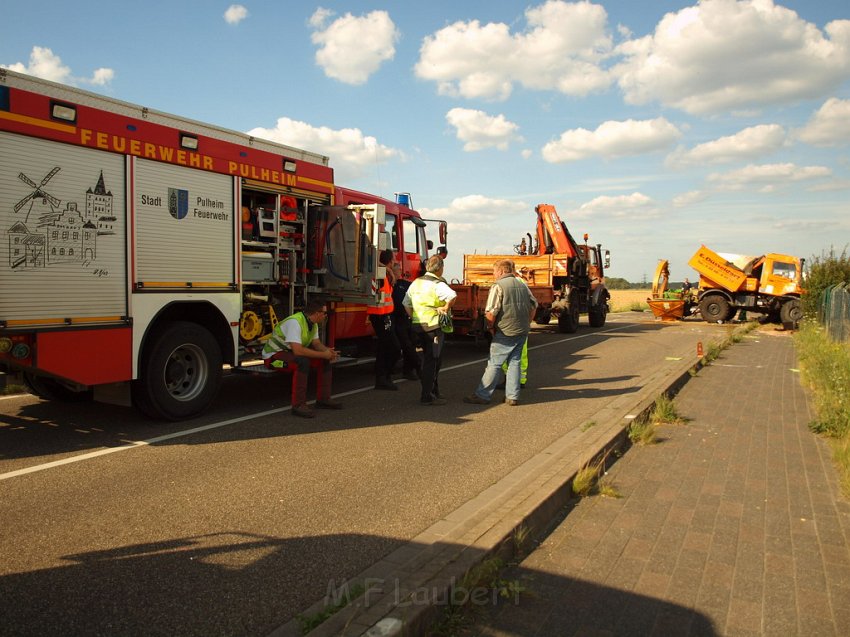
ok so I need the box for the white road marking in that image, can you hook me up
[0,324,636,481]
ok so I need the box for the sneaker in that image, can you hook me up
[292,405,316,418]
[316,399,343,410]
[463,394,490,405]
[421,397,448,406]
[505,399,519,406]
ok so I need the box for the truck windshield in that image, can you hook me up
[772,261,796,280]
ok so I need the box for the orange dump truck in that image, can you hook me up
[688,245,804,325]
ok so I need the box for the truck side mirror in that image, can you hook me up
[439,221,447,245]
[604,250,611,269]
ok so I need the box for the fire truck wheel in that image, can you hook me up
[133,321,222,421]
[699,295,729,323]
[22,373,93,402]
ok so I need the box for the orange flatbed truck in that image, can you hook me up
[450,204,610,339]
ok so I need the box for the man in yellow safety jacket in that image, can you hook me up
[263,300,343,418]
[403,255,456,405]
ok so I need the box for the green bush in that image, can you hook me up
[803,246,850,318]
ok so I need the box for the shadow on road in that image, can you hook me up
[0,530,717,637]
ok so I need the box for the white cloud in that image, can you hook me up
[806,178,850,192]
[415,0,613,101]
[310,9,399,85]
[2,46,114,87]
[667,124,786,166]
[707,163,832,192]
[542,117,681,163]
[672,190,709,207]
[445,108,522,151]
[89,68,115,86]
[246,117,402,182]
[420,195,528,234]
[223,4,248,25]
[796,98,850,146]
[614,0,850,115]
[571,192,658,219]
[3,46,70,83]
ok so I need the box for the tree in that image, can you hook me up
[605,277,632,290]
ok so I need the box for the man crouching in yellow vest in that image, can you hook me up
[262,300,343,418]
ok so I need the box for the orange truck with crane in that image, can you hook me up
[688,245,804,325]
[450,204,610,338]
[0,69,446,419]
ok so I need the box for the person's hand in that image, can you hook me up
[437,306,448,315]
[327,349,340,362]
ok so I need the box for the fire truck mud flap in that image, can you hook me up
[132,321,223,421]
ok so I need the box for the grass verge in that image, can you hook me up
[794,320,850,497]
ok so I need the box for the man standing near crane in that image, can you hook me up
[465,259,537,406]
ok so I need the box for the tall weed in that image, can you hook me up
[795,322,850,438]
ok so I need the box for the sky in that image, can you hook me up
[2,0,849,284]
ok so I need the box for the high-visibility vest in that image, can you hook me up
[367,277,394,315]
[262,312,315,356]
[407,274,445,330]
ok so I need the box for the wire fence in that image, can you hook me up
[819,283,850,343]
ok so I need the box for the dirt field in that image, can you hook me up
[608,289,652,312]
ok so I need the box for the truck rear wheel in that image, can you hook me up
[588,301,607,328]
[533,308,551,325]
[699,295,730,323]
[558,295,580,333]
[132,321,222,421]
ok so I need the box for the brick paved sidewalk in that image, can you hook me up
[466,331,850,636]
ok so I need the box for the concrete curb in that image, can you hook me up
[269,352,707,637]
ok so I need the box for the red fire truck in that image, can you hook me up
[0,69,445,419]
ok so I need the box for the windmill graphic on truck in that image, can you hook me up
[6,167,115,270]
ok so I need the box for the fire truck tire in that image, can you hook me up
[133,321,222,421]
[22,373,93,402]
[699,295,729,323]
[780,299,803,326]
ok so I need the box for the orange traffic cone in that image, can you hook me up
[697,341,703,357]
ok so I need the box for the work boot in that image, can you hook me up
[316,399,343,410]
[505,399,519,406]
[463,394,490,405]
[421,396,447,406]
[292,404,315,418]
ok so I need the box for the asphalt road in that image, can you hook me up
[0,312,729,636]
